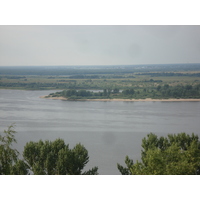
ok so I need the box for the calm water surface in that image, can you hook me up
[0,89,200,174]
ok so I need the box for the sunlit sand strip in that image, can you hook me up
[40,96,200,102]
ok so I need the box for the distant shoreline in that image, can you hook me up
[40,96,200,102]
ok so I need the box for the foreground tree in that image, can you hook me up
[1,125,98,175]
[23,139,98,175]
[0,125,28,175]
[117,133,200,175]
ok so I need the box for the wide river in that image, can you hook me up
[0,89,200,175]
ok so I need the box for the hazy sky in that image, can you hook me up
[1,25,200,66]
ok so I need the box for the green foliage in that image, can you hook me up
[117,156,133,175]
[121,84,200,99]
[1,125,98,175]
[11,160,29,175]
[0,124,28,175]
[51,89,121,99]
[48,83,200,100]
[0,124,19,174]
[118,133,200,175]
[122,89,135,96]
[23,139,98,175]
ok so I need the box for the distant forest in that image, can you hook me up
[1,63,200,75]
[1,63,200,91]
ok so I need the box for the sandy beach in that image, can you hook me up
[40,96,200,102]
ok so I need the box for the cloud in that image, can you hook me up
[0,25,200,66]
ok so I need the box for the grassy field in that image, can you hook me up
[0,64,200,90]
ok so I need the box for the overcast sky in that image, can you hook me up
[1,25,200,66]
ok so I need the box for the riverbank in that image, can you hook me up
[40,96,200,102]
[40,96,68,100]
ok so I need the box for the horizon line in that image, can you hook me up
[1,62,200,67]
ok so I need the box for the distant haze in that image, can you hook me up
[1,25,200,66]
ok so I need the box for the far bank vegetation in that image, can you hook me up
[47,83,200,100]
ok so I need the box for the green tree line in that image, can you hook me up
[121,84,200,99]
[137,72,200,77]
[50,88,120,99]
[49,84,200,100]
[1,125,200,175]
[0,125,98,175]
[117,132,200,175]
